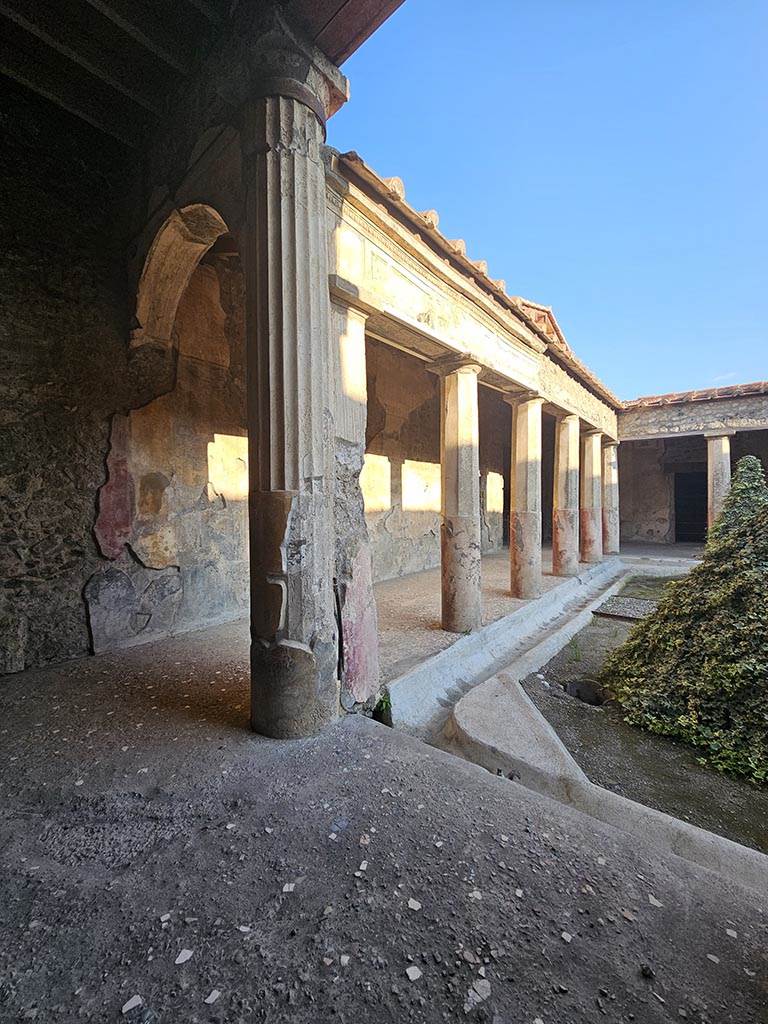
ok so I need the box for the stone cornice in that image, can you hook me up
[326,170,545,361]
[332,150,621,411]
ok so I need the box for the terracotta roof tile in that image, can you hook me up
[625,381,768,409]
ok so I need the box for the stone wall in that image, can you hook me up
[620,395,768,440]
[0,84,133,673]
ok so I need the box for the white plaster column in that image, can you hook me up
[706,431,733,528]
[601,440,620,555]
[241,10,348,738]
[552,413,580,576]
[329,300,379,709]
[440,362,482,633]
[580,430,603,563]
[509,393,544,598]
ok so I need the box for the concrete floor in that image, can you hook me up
[373,544,702,685]
[375,548,568,685]
[0,626,765,1023]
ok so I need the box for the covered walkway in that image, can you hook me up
[374,542,701,685]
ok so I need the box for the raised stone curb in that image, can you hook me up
[388,558,625,738]
[448,674,768,897]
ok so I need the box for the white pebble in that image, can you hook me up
[204,990,221,1004]
[121,995,143,1014]
[408,898,422,911]
[175,948,193,965]
[406,965,422,981]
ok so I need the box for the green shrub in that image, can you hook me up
[708,454,768,543]
[602,457,768,783]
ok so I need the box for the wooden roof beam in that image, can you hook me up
[0,0,159,111]
[82,0,192,74]
[0,22,146,146]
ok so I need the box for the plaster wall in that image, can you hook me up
[732,430,768,474]
[619,431,768,543]
[619,441,674,543]
[86,261,248,652]
[362,340,509,583]
[362,339,441,581]
[619,435,709,543]
[478,388,508,553]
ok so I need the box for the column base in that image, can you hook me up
[552,508,580,576]
[579,509,603,563]
[441,516,482,633]
[250,638,338,739]
[510,510,542,598]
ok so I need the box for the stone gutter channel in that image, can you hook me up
[387,555,768,897]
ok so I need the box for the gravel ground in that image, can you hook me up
[1,622,766,1023]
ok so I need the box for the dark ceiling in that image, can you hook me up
[0,0,404,147]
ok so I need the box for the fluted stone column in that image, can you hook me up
[241,10,348,738]
[580,430,603,563]
[602,441,620,555]
[509,394,544,598]
[440,363,482,633]
[706,431,733,528]
[552,414,580,576]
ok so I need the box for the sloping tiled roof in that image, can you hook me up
[625,381,768,409]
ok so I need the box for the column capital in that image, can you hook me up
[503,389,544,407]
[330,295,369,323]
[704,429,736,439]
[429,355,483,378]
[226,4,349,128]
[583,427,603,438]
[602,437,620,448]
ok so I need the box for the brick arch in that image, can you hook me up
[130,204,229,353]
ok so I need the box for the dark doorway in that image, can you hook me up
[674,472,707,542]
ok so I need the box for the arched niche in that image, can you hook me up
[130,204,230,352]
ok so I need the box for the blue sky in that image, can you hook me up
[327,0,767,400]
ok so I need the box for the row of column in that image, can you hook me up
[439,366,620,633]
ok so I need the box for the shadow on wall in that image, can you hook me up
[85,253,249,654]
